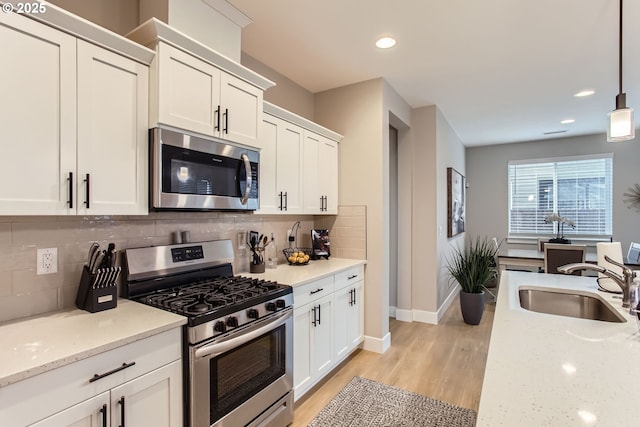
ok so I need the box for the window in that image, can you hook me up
[508,154,613,238]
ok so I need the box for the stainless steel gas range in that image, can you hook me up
[124,239,293,427]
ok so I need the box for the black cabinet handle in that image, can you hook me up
[353,288,357,305]
[67,172,73,209]
[100,404,107,427]
[284,192,288,211]
[214,106,221,131]
[84,173,90,208]
[310,288,324,295]
[348,274,358,280]
[223,108,229,134]
[278,191,283,211]
[317,304,321,325]
[311,306,317,326]
[118,396,125,427]
[89,361,136,383]
[349,289,353,306]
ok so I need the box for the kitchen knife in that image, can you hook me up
[87,242,99,267]
[92,252,104,274]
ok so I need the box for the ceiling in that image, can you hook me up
[227,0,640,147]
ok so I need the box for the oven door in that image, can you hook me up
[151,127,259,211]
[190,308,293,427]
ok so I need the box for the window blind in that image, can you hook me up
[508,154,613,238]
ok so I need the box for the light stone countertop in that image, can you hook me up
[476,270,640,426]
[0,299,186,388]
[243,257,366,286]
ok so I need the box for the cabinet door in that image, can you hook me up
[0,12,76,215]
[110,360,182,427]
[257,116,279,213]
[156,42,220,136]
[319,137,339,214]
[29,392,110,427]
[333,286,351,361]
[311,295,334,379]
[220,73,262,147]
[276,120,303,213]
[77,40,149,215]
[302,131,321,214]
[293,305,312,400]
[347,282,364,349]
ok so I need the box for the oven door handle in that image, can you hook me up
[195,308,291,359]
[240,153,252,205]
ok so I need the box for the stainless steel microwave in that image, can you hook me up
[150,127,259,211]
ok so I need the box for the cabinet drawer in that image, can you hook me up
[334,266,364,291]
[0,328,181,427]
[293,276,334,307]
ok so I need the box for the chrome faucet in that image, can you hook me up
[557,255,634,308]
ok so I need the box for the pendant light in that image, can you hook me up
[607,0,635,142]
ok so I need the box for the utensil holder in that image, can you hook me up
[75,265,120,313]
[250,262,266,273]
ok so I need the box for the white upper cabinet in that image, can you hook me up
[0,7,152,216]
[303,131,338,214]
[155,42,263,147]
[77,41,149,215]
[258,114,303,214]
[127,19,274,148]
[0,12,76,215]
[261,102,342,215]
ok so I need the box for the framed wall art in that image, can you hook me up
[447,167,466,237]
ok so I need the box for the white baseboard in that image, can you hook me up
[363,332,391,354]
[389,305,397,318]
[394,308,414,322]
[388,286,459,325]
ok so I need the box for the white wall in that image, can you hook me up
[466,133,640,252]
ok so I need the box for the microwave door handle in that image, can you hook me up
[240,153,252,205]
[194,309,291,359]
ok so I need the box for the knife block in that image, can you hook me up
[75,265,119,313]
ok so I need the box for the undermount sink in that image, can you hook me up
[518,287,627,323]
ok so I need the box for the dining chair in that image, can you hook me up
[537,238,549,252]
[544,243,586,275]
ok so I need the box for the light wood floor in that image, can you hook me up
[292,296,495,426]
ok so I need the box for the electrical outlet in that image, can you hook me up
[37,248,58,275]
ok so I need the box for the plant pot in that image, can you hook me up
[250,263,265,273]
[460,290,485,325]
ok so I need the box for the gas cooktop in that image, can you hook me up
[134,275,291,326]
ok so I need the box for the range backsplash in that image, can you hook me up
[0,206,366,323]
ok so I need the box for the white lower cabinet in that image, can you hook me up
[293,265,365,401]
[333,278,364,361]
[0,329,183,427]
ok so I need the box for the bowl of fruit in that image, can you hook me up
[283,248,312,265]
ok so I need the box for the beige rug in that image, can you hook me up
[308,377,477,427]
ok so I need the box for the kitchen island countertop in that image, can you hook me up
[477,270,640,426]
[0,299,186,387]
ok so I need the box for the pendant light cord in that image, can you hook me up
[618,0,623,96]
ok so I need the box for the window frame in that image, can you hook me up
[507,153,613,242]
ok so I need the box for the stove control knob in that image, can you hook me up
[247,308,259,319]
[213,321,226,333]
[226,316,239,328]
[276,299,286,309]
[266,302,277,312]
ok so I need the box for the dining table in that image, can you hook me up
[497,248,640,271]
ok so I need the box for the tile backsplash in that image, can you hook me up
[0,206,366,323]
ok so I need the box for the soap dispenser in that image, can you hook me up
[266,233,278,269]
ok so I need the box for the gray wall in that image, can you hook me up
[466,133,640,253]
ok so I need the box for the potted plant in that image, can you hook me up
[544,212,575,244]
[446,236,499,325]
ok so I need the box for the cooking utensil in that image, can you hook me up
[87,242,99,266]
[92,252,104,274]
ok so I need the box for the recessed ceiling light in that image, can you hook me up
[574,90,595,97]
[375,36,396,49]
[561,119,576,124]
